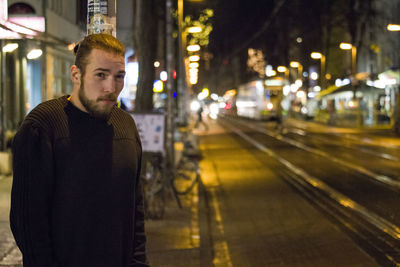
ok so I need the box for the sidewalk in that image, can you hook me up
[145,126,208,267]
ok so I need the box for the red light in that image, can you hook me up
[173,70,177,79]
[224,103,231,110]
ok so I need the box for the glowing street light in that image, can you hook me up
[189,62,199,68]
[27,49,43,60]
[189,55,200,62]
[187,26,202,33]
[387,24,400,31]
[310,52,326,88]
[311,52,323,59]
[339,42,352,50]
[2,43,18,53]
[277,66,287,73]
[187,44,200,52]
[290,61,303,79]
[339,42,357,75]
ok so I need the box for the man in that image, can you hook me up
[10,34,148,267]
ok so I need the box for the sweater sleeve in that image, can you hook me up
[10,121,55,267]
[130,152,149,267]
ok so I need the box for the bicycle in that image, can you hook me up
[171,128,202,196]
[141,152,165,220]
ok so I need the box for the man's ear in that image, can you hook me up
[70,65,81,84]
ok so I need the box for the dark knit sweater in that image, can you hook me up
[10,96,148,267]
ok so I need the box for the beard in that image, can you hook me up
[78,79,117,120]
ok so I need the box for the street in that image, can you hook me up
[197,115,399,266]
[1,116,400,266]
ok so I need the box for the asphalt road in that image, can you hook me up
[198,115,399,266]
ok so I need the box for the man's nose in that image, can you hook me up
[103,77,116,93]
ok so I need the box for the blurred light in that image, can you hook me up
[160,71,168,82]
[2,43,18,53]
[236,100,256,108]
[387,24,400,31]
[296,90,306,98]
[209,103,219,116]
[256,81,264,94]
[189,62,199,68]
[190,100,201,112]
[339,42,352,50]
[325,73,332,80]
[154,61,160,68]
[313,86,321,92]
[173,92,177,98]
[335,79,342,87]
[342,78,350,85]
[8,17,45,32]
[265,79,283,86]
[308,92,316,98]
[283,85,291,96]
[290,61,300,68]
[27,49,42,59]
[210,113,218,120]
[266,65,276,77]
[295,79,303,87]
[198,91,207,100]
[202,88,210,98]
[68,42,77,51]
[219,102,226,109]
[3,20,36,36]
[303,72,308,77]
[296,37,302,43]
[348,100,356,109]
[311,52,322,59]
[190,77,198,85]
[0,28,22,39]
[173,70,177,79]
[189,55,200,61]
[266,103,274,110]
[211,93,219,101]
[277,66,287,72]
[153,80,163,92]
[310,72,318,80]
[187,26,202,33]
[290,84,299,93]
[187,44,200,52]
[224,102,231,110]
[301,106,308,114]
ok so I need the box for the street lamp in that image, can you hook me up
[387,24,400,31]
[310,52,326,88]
[290,61,303,79]
[277,66,289,81]
[339,42,357,75]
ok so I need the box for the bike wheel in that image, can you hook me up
[143,161,165,219]
[173,159,199,195]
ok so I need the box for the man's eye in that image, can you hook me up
[116,74,125,80]
[96,73,106,78]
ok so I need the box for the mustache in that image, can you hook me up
[97,94,117,101]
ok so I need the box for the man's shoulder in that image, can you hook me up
[23,96,69,130]
[110,108,139,139]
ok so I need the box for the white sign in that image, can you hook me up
[132,113,165,153]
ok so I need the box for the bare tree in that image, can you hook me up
[133,0,158,112]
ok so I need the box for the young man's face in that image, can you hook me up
[71,48,125,119]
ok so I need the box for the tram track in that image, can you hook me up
[219,116,400,266]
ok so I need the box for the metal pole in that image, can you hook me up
[0,40,6,151]
[177,0,187,126]
[351,46,357,75]
[165,0,175,169]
